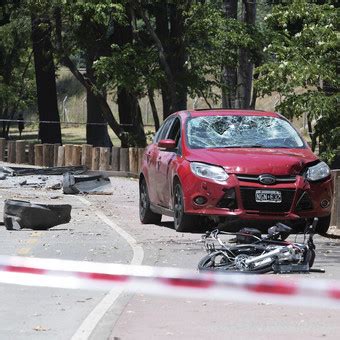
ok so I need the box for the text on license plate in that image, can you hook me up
[255,190,282,203]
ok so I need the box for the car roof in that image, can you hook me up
[186,109,280,118]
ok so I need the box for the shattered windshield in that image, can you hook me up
[186,115,305,149]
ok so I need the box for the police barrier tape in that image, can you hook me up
[0,255,339,308]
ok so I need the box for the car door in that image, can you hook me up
[146,117,175,205]
[156,117,181,208]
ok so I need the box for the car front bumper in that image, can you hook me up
[181,172,333,221]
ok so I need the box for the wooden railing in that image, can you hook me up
[0,138,144,175]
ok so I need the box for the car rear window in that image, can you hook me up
[186,115,305,149]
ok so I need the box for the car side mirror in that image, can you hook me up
[158,139,176,150]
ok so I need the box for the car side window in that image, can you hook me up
[154,117,175,143]
[166,118,182,154]
[167,118,181,147]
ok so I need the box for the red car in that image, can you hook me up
[139,109,333,233]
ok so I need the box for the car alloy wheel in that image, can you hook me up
[174,184,184,228]
[173,183,200,232]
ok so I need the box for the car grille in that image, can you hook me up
[240,187,295,213]
[236,174,296,184]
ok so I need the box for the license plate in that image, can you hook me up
[255,190,282,203]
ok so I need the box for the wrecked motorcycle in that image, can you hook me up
[198,218,322,274]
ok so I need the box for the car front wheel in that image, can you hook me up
[316,215,331,234]
[173,183,200,232]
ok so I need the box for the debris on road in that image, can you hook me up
[62,173,113,195]
[0,165,87,176]
[0,164,113,195]
[3,199,71,230]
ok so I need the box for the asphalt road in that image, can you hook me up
[0,173,340,340]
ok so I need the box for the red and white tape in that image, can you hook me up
[0,255,339,308]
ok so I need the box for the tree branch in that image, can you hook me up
[131,0,177,112]
[54,6,129,145]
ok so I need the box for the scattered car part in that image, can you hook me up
[3,199,71,230]
[0,165,87,177]
[62,172,112,194]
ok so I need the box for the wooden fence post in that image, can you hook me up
[331,171,340,229]
[81,144,92,169]
[99,147,110,171]
[129,147,139,174]
[15,140,26,164]
[119,148,129,172]
[34,144,43,166]
[111,147,120,171]
[7,141,16,163]
[137,147,145,174]
[64,144,73,166]
[0,138,7,161]
[27,143,35,165]
[43,144,54,167]
[71,145,82,166]
[91,147,100,170]
[53,144,60,166]
[57,145,65,167]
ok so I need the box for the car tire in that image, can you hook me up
[173,182,200,232]
[316,215,331,234]
[139,178,162,224]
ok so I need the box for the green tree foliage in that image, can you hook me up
[256,0,339,162]
[185,2,253,104]
[0,2,35,138]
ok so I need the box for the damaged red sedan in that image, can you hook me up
[139,109,333,233]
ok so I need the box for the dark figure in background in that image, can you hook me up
[18,113,25,138]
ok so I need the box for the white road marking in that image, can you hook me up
[71,196,144,340]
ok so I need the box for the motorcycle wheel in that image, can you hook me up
[198,250,274,274]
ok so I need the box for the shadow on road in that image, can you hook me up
[320,232,340,240]
[157,221,174,230]
[156,221,205,234]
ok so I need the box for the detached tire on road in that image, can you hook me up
[4,199,71,230]
[139,178,162,224]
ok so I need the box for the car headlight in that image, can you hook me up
[306,161,330,181]
[190,162,229,182]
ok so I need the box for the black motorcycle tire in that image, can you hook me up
[306,248,316,268]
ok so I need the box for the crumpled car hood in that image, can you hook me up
[185,148,318,175]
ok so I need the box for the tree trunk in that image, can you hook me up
[31,15,62,144]
[86,57,112,147]
[113,9,146,147]
[169,3,187,113]
[54,7,129,147]
[117,88,146,147]
[154,2,171,118]
[307,117,317,152]
[147,87,160,131]
[222,0,238,108]
[237,0,256,109]
[136,1,188,119]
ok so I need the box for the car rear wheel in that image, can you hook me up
[173,183,200,232]
[316,215,331,234]
[139,178,161,224]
